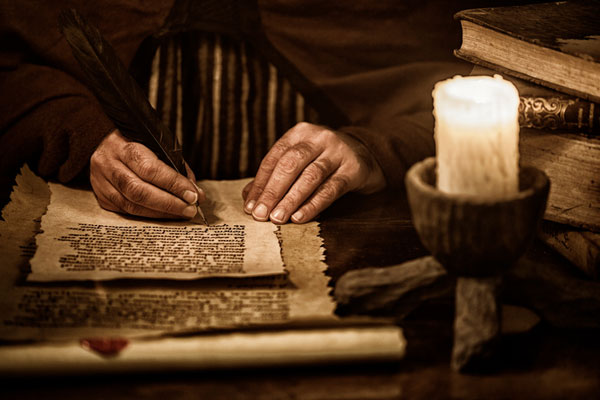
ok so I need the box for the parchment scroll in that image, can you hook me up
[29,179,284,281]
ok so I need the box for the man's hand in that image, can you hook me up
[243,122,386,224]
[90,129,204,219]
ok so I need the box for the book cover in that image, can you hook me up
[519,127,599,232]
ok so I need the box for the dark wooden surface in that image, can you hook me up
[1,174,600,399]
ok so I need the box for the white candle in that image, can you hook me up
[432,75,520,197]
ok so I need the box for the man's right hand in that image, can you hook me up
[90,129,204,219]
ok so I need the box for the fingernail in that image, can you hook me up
[252,203,268,221]
[270,208,285,223]
[183,205,197,218]
[183,190,197,204]
[291,210,304,223]
[192,183,206,200]
[244,200,256,214]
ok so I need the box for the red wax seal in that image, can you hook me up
[80,337,129,357]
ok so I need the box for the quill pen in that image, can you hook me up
[58,9,206,224]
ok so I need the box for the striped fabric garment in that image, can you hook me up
[147,31,322,180]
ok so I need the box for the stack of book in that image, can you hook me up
[454,0,600,279]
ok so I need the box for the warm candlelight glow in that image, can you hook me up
[433,75,520,197]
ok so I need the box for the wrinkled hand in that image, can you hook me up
[90,129,204,219]
[243,122,385,224]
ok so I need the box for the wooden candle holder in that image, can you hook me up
[405,157,549,371]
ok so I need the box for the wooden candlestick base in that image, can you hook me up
[405,157,549,372]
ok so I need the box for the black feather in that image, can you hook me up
[58,8,185,174]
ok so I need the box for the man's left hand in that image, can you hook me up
[242,122,385,224]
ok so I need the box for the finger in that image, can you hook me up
[91,172,185,218]
[250,142,319,222]
[90,173,120,213]
[108,160,198,218]
[268,157,337,224]
[242,180,254,201]
[96,182,190,219]
[290,174,352,224]
[184,163,206,204]
[119,142,199,205]
[243,138,293,213]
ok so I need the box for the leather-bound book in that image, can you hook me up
[454,1,600,103]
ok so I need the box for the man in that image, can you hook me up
[1,0,488,222]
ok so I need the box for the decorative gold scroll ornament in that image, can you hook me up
[518,96,574,130]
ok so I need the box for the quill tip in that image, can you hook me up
[194,205,208,225]
[189,182,208,225]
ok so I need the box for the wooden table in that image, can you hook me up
[1,172,599,399]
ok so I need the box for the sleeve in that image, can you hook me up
[0,0,174,183]
[338,114,437,190]
[0,63,115,182]
[333,61,474,189]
